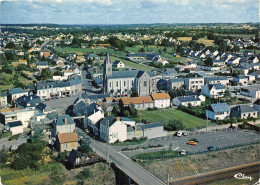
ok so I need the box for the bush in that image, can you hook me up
[77,167,92,180]
[165,118,184,131]
[56,152,68,163]
[8,134,21,141]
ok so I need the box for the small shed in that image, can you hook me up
[6,121,23,135]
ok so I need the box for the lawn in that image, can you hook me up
[161,54,191,63]
[197,38,215,46]
[55,47,111,55]
[177,37,192,42]
[125,45,175,54]
[113,137,147,146]
[133,109,209,130]
[240,49,260,55]
[110,55,153,71]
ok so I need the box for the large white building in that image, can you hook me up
[184,77,204,91]
[201,83,226,98]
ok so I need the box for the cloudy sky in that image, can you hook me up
[1,0,259,24]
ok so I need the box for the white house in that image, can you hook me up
[6,121,23,135]
[184,77,205,91]
[204,76,229,86]
[206,103,230,120]
[151,93,171,108]
[240,86,260,99]
[172,95,202,107]
[53,115,76,135]
[231,105,258,119]
[0,92,8,107]
[0,108,35,128]
[167,78,184,90]
[9,88,29,102]
[201,83,226,98]
[99,116,127,144]
[233,75,248,86]
[253,99,260,114]
[113,60,125,68]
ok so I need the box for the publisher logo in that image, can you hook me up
[234,173,253,181]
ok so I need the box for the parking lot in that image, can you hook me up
[122,128,260,157]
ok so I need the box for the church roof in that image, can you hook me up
[108,70,138,79]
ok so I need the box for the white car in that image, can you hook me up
[183,132,188,136]
[85,129,89,133]
[177,131,182,137]
[180,150,186,155]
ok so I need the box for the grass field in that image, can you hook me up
[110,56,153,71]
[161,54,191,63]
[55,47,111,55]
[197,38,214,46]
[125,45,175,54]
[177,37,192,42]
[133,109,209,130]
[240,49,260,54]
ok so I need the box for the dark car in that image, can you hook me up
[189,138,199,143]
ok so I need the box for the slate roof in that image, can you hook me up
[207,103,230,113]
[254,99,260,105]
[88,94,110,100]
[16,94,41,108]
[205,76,228,81]
[46,112,58,120]
[169,78,184,83]
[56,115,74,126]
[120,117,135,122]
[6,121,23,128]
[136,70,154,78]
[36,103,53,112]
[10,88,27,95]
[100,116,116,127]
[108,70,138,79]
[231,105,257,113]
[113,60,122,65]
[233,75,247,79]
[0,92,7,97]
[36,62,48,66]
[208,83,225,90]
[176,96,201,102]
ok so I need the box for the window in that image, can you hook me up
[116,81,118,87]
[124,81,126,86]
[144,81,147,87]
[110,82,112,88]
[71,142,75,146]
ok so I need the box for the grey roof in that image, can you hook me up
[10,88,27,95]
[46,112,58,120]
[136,71,154,78]
[205,76,228,81]
[0,92,7,97]
[254,99,260,105]
[36,103,53,112]
[16,94,41,108]
[100,116,115,127]
[208,83,225,90]
[108,70,138,79]
[7,121,22,128]
[56,115,74,126]
[233,75,247,79]
[113,60,122,65]
[176,96,201,102]
[169,78,184,83]
[120,117,135,122]
[231,105,257,113]
[164,68,177,74]
[36,62,48,66]
[207,103,230,113]
[88,94,110,100]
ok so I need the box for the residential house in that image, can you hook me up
[233,75,248,86]
[227,57,240,65]
[100,116,127,144]
[6,121,23,135]
[253,99,260,114]
[204,76,229,86]
[36,62,48,70]
[172,95,202,107]
[201,83,226,98]
[18,59,27,65]
[248,56,259,64]
[0,92,8,106]
[0,108,35,128]
[231,105,258,119]
[121,96,154,110]
[16,94,41,109]
[167,78,184,90]
[184,77,204,91]
[40,49,51,58]
[113,60,125,68]
[32,123,52,143]
[9,88,29,102]
[53,115,76,135]
[56,132,79,152]
[206,103,230,120]
[36,103,53,114]
[84,53,99,60]
[151,93,171,109]
[240,86,260,99]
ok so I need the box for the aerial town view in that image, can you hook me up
[0,0,259,185]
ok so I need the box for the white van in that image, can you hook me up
[177,131,182,137]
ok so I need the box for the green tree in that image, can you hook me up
[224,89,231,97]
[165,119,184,131]
[168,90,177,100]
[29,127,44,143]
[79,140,92,154]
[204,57,213,67]
[139,48,145,52]
[130,88,138,97]
[112,104,120,116]
[129,103,138,118]
[39,68,53,81]
[0,146,9,164]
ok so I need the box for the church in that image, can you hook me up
[103,52,157,96]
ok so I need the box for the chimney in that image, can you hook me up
[116,117,120,121]
[30,96,33,100]
[64,118,67,125]
[15,104,17,108]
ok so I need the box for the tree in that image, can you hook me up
[5,42,16,49]
[0,146,9,164]
[79,140,92,154]
[139,48,145,52]
[130,88,138,97]
[204,57,213,67]
[129,103,138,118]
[224,89,231,97]
[39,68,52,81]
[165,119,184,131]
[53,70,62,76]
[112,104,120,116]
[163,47,167,53]
[29,127,44,143]
[168,90,177,100]
[176,45,182,54]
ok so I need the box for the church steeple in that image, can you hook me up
[103,51,112,93]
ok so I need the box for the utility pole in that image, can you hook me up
[167,174,169,185]
[206,110,208,132]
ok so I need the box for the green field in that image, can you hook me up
[133,109,210,130]
[125,45,175,54]
[110,56,153,71]
[55,47,111,55]
[240,49,260,55]
[161,54,190,63]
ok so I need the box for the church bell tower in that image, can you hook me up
[103,52,112,93]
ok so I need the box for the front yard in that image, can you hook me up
[133,109,210,130]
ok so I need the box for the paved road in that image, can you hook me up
[121,128,260,157]
[76,128,165,185]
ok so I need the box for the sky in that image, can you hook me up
[1,0,259,24]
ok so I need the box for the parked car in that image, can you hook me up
[177,131,182,137]
[183,132,188,136]
[187,141,197,145]
[209,145,215,151]
[180,150,186,155]
[189,138,199,143]
[85,129,89,133]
